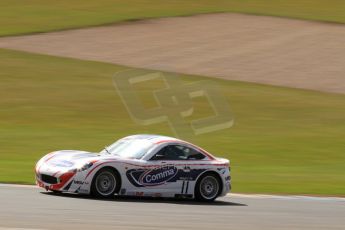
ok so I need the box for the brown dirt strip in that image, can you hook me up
[0,13,344,94]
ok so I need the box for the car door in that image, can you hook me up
[125,143,207,197]
[157,144,208,196]
[143,143,209,196]
[138,144,190,196]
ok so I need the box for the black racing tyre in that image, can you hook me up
[91,168,120,198]
[194,173,221,202]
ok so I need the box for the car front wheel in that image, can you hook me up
[91,168,119,198]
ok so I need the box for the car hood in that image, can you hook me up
[37,150,101,173]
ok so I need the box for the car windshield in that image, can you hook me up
[101,138,154,159]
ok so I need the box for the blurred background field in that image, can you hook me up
[1,0,345,37]
[0,0,345,195]
[1,49,344,195]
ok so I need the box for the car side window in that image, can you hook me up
[150,145,206,161]
[181,146,206,160]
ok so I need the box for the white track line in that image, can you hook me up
[228,193,345,202]
[0,228,45,230]
[1,183,344,202]
[0,184,36,188]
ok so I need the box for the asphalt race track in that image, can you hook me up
[0,184,344,230]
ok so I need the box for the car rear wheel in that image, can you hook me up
[91,168,119,198]
[195,173,220,202]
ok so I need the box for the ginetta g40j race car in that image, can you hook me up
[35,135,231,201]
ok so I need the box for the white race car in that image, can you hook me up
[35,134,231,201]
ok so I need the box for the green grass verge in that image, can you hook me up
[1,0,345,37]
[1,48,345,195]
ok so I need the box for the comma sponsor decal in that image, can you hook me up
[127,166,178,187]
[140,166,178,186]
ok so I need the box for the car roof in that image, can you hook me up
[121,134,179,144]
[121,134,216,160]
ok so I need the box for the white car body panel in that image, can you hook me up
[35,135,231,199]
